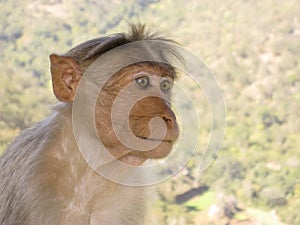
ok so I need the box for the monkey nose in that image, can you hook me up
[162,111,176,129]
[162,115,173,128]
[161,113,179,142]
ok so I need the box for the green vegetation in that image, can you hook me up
[184,191,215,211]
[1,0,299,224]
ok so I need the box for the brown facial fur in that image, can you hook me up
[95,63,179,165]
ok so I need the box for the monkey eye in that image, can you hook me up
[135,76,150,88]
[160,79,172,93]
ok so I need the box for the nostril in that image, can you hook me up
[162,115,173,128]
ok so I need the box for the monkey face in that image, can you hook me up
[95,63,179,166]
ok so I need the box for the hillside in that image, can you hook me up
[0,0,299,224]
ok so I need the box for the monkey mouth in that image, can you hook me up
[116,136,176,166]
[136,135,174,143]
[119,153,146,166]
[118,137,174,166]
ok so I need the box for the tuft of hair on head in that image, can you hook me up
[59,23,183,74]
[127,23,149,41]
[63,23,176,61]
[126,22,176,43]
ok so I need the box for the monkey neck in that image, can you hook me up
[44,104,147,217]
[33,103,125,216]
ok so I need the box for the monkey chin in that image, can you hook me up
[119,140,174,166]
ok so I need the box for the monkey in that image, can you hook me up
[0,24,179,225]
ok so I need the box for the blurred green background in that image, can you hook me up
[0,0,299,224]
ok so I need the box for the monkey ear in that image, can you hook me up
[49,54,82,103]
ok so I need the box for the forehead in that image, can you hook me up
[116,62,176,80]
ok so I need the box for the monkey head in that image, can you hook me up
[50,53,179,166]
